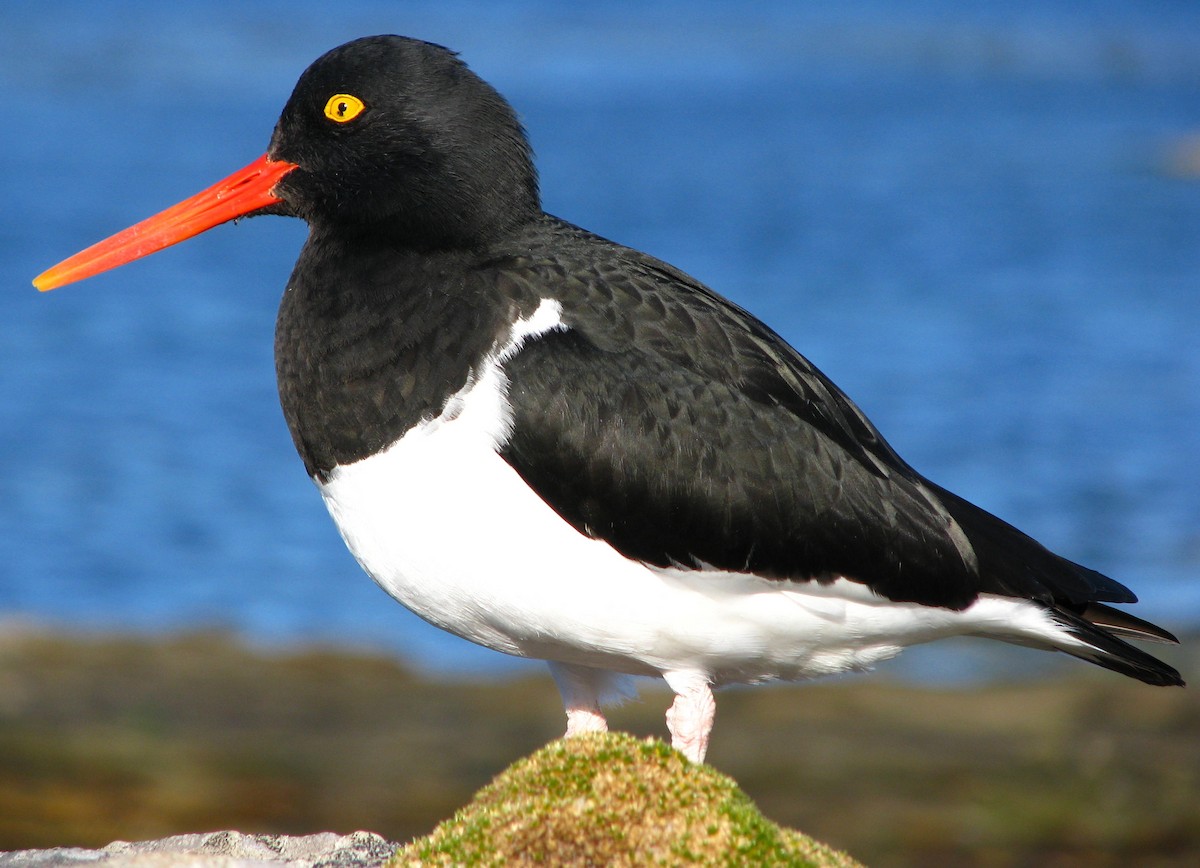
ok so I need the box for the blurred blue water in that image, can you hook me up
[2,1,1198,679]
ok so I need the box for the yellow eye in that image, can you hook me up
[324,93,365,123]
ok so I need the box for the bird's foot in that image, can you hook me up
[550,661,613,739]
[664,671,716,763]
[564,706,609,737]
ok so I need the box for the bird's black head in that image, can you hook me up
[267,35,541,249]
[34,35,541,291]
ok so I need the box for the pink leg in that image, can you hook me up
[565,706,608,736]
[663,670,716,763]
[549,662,609,738]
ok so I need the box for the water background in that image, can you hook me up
[2,1,1198,680]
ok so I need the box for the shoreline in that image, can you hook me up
[0,626,1194,865]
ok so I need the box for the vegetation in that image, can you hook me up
[398,732,859,866]
[0,627,1194,865]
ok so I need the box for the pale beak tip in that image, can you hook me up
[33,268,67,292]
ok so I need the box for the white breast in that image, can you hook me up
[316,298,1065,685]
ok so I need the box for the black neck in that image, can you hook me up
[273,228,517,478]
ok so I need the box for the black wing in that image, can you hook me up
[492,219,1136,611]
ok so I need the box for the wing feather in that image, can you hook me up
[490,218,1135,610]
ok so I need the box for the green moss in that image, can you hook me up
[393,733,861,867]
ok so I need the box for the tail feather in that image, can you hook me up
[1079,602,1180,645]
[916,481,1183,688]
[1052,607,1185,687]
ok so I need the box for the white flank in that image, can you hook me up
[318,298,1079,687]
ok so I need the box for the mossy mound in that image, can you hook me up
[395,732,861,866]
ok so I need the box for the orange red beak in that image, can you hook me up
[34,154,297,291]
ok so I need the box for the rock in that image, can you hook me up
[398,732,862,867]
[0,831,397,867]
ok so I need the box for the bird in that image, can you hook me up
[35,35,1183,763]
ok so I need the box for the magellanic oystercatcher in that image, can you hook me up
[35,35,1183,763]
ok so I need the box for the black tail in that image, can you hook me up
[1079,601,1180,644]
[922,483,1185,687]
[1052,606,1184,687]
